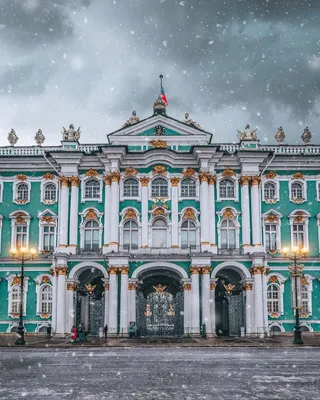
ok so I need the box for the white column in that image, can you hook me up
[66,283,76,333]
[262,269,269,334]
[170,177,179,248]
[243,281,253,335]
[210,279,217,336]
[128,281,137,324]
[119,267,129,335]
[109,172,120,252]
[108,267,118,335]
[208,176,217,253]
[183,282,191,335]
[103,282,109,326]
[199,173,210,251]
[69,177,79,253]
[140,177,150,248]
[190,267,200,335]
[201,267,212,335]
[240,176,251,249]
[252,266,264,336]
[103,176,111,253]
[58,177,69,248]
[251,176,262,247]
[51,273,57,333]
[56,266,67,334]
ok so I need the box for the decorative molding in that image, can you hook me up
[292,172,305,180]
[43,172,55,180]
[104,175,111,185]
[109,171,120,183]
[85,169,99,177]
[183,207,196,220]
[240,176,251,186]
[16,174,27,181]
[189,266,201,274]
[182,168,196,177]
[69,176,80,187]
[140,177,150,186]
[124,167,138,176]
[152,165,167,175]
[183,283,192,291]
[199,171,210,183]
[124,208,137,220]
[170,177,180,187]
[222,207,234,219]
[264,171,277,179]
[59,176,69,188]
[149,139,168,148]
[208,175,216,185]
[85,208,97,220]
[251,176,261,186]
[222,168,236,177]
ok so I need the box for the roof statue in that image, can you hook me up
[34,128,45,146]
[182,112,202,130]
[237,123,258,141]
[122,110,140,128]
[153,96,167,113]
[8,128,19,146]
[62,124,81,141]
[301,126,312,144]
[275,126,286,144]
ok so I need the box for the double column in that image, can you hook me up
[240,176,251,250]
[208,175,217,253]
[128,280,137,325]
[251,266,265,336]
[55,265,68,334]
[170,177,180,248]
[183,282,192,335]
[69,177,80,253]
[201,266,212,336]
[199,172,210,251]
[108,266,118,335]
[140,177,150,248]
[242,280,254,335]
[251,176,262,248]
[109,172,120,252]
[210,279,218,336]
[58,176,70,249]
[103,175,111,252]
[66,282,78,333]
[119,267,129,335]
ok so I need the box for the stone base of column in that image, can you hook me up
[243,245,264,254]
[102,245,111,255]
[67,245,77,255]
[201,243,210,252]
[109,243,119,252]
[210,244,217,254]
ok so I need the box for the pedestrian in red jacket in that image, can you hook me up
[71,325,77,342]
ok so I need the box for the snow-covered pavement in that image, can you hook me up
[0,347,319,399]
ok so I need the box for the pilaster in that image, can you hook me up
[199,172,210,252]
[242,279,254,335]
[208,175,217,254]
[57,176,70,251]
[210,279,218,336]
[140,177,150,248]
[119,266,129,335]
[240,175,251,252]
[170,177,180,248]
[251,176,263,251]
[103,175,111,254]
[201,266,212,336]
[109,171,120,252]
[69,176,80,255]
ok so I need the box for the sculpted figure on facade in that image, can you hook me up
[122,111,140,128]
[237,123,258,141]
[275,126,286,144]
[62,124,81,141]
[34,129,45,146]
[183,112,202,129]
[7,129,19,146]
[301,126,312,144]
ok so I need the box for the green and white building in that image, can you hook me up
[0,96,319,337]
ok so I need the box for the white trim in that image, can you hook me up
[300,322,314,332]
[6,274,30,317]
[80,175,103,203]
[262,179,279,204]
[178,207,200,248]
[40,179,58,205]
[211,261,251,279]
[216,174,239,202]
[131,261,188,279]
[79,207,104,250]
[9,210,31,250]
[120,175,141,201]
[178,177,199,201]
[68,261,109,280]
[13,180,31,205]
[0,179,3,203]
[150,175,170,200]
[216,207,241,250]
[317,180,320,202]
[301,274,314,316]
[37,209,58,252]
[317,213,320,253]
[34,274,53,316]
[120,207,141,250]
[268,322,285,332]
[149,215,171,249]
[266,282,284,316]
[288,209,310,250]
[0,214,3,254]
[262,209,283,252]
[289,179,307,204]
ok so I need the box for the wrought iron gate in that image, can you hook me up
[228,293,245,336]
[76,292,105,336]
[136,289,183,337]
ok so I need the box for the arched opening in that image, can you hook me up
[136,268,184,337]
[76,268,105,336]
[215,268,245,336]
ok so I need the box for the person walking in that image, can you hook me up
[71,325,77,343]
[46,324,52,339]
[104,324,108,340]
[78,324,84,343]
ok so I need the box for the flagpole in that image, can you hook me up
[159,74,163,92]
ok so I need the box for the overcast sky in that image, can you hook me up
[0,0,319,146]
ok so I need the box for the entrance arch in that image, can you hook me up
[134,265,185,337]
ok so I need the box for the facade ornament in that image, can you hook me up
[183,208,196,220]
[269,276,279,284]
[154,125,165,136]
[144,304,152,316]
[85,208,97,220]
[183,283,192,291]
[152,199,168,210]
[34,129,45,146]
[108,266,118,275]
[201,266,212,274]
[140,177,150,186]
[15,213,26,224]
[270,313,280,319]
[210,282,217,290]
[8,129,19,146]
[199,172,210,183]
[109,171,120,183]
[223,283,235,294]
[69,176,80,187]
[41,216,55,224]
[293,211,305,223]
[43,172,55,180]
[154,207,166,216]
[264,171,277,179]
[292,172,305,180]
[128,283,137,290]
[153,96,167,113]
[104,283,110,291]
[274,126,286,144]
[125,167,138,176]
[59,176,69,188]
[103,175,111,186]
[122,111,140,128]
[55,266,68,275]
[183,112,202,130]
[243,282,253,291]
[124,208,137,220]
[167,304,175,316]
[250,266,264,275]
[85,169,99,177]
[40,313,50,319]
[11,276,22,286]
[223,208,234,219]
[301,276,309,286]
[240,175,251,186]
[170,177,180,187]
[264,214,279,223]
[152,165,167,175]
[41,276,51,284]
[62,124,81,141]
[189,266,201,274]
[222,168,236,177]
[301,126,312,144]
[208,175,217,185]
[251,176,261,186]
[153,284,167,293]
[182,168,195,177]
[67,283,78,291]
[85,284,96,295]
[237,123,258,141]
[16,174,27,181]
[150,139,168,148]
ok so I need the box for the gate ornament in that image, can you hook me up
[167,304,175,316]
[153,284,167,293]
[85,284,96,295]
[144,304,152,316]
[223,283,235,294]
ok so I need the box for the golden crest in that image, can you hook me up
[170,177,180,187]
[210,282,217,290]
[182,168,195,177]
[223,208,234,219]
[144,304,152,316]
[85,169,99,177]
[223,283,235,293]
[293,211,304,223]
[67,283,78,291]
[11,276,21,286]
[240,176,251,186]
[104,283,110,291]
[41,276,51,284]
[43,172,55,180]
[103,175,111,185]
[124,208,137,220]
[264,171,277,179]
[199,171,210,183]
[292,172,304,180]
[222,168,236,177]
[154,207,166,216]
[300,313,310,318]
[153,284,167,293]
[208,175,216,185]
[243,282,253,291]
[86,208,97,220]
[150,139,168,148]
[40,313,50,319]
[85,284,96,294]
[183,208,196,220]
[125,167,138,176]
[109,171,120,183]
[140,177,150,186]
[41,216,54,224]
[69,176,80,187]
[265,214,279,223]
[59,176,69,187]
[15,199,28,205]
[167,304,175,316]
[301,276,309,286]
[16,174,27,181]
[269,276,279,284]
[183,283,192,291]
[152,165,167,175]
[251,176,261,186]
[270,313,279,318]
[11,313,19,319]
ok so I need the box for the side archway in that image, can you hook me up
[211,261,251,280]
[68,261,108,280]
[132,261,188,279]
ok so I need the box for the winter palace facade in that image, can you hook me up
[0,97,319,337]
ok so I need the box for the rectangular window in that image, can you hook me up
[43,226,55,251]
[265,224,277,251]
[293,224,304,248]
[16,225,27,249]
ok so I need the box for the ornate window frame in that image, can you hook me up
[288,209,310,250]
[267,273,287,318]
[268,322,285,332]
[262,209,282,253]
[13,177,31,205]
[178,207,200,248]
[299,274,314,318]
[178,177,199,200]
[148,208,171,248]
[41,179,58,205]
[120,176,141,201]
[80,174,103,203]
[120,207,141,249]
[9,210,31,250]
[37,209,58,253]
[150,176,169,199]
[34,274,53,318]
[262,179,279,204]
[0,179,3,203]
[6,274,30,317]
[216,171,239,202]
[289,179,307,204]
[317,179,320,202]
[216,207,241,249]
[79,207,103,250]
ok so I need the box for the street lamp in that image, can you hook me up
[281,246,308,344]
[10,246,37,345]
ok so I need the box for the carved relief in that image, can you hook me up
[222,168,236,177]
[122,111,140,128]
[293,211,305,223]
[154,207,166,216]
[223,208,234,219]
[240,176,251,186]
[183,283,192,291]
[125,167,138,176]
[43,172,55,180]
[170,177,180,187]
[264,171,277,179]
[208,175,217,185]
[16,174,27,181]
[41,216,55,224]
[85,208,97,220]
[62,124,81,141]
[269,276,279,284]
[243,282,253,291]
[69,176,80,187]
[182,168,196,177]
[109,171,120,183]
[292,172,305,180]
[11,276,21,286]
[264,214,279,223]
[104,175,111,185]
[251,176,261,186]
[150,139,168,148]
[140,177,150,186]
[199,172,210,183]
[59,176,69,187]
[124,208,137,220]
[85,169,99,177]
[152,165,167,175]
[183,208,196,220]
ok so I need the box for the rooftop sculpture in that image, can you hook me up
[62,124,81,141]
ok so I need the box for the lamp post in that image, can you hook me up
[281,246,308,345]
[10,247,37,345]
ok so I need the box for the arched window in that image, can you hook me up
[264,182,276,200]
[85,179,100,199]
[152,219,168,248]
[301,285,310,314]
[291,182,303,200]
[17,183,28,201]
[151,178,168,197]
[11,285,20,314]
[84,220,99,250]
[220,219,236,249]
[219,179,235,199]
[267,284,280,313]
[181,178,196,197]
[123,220,139,249]
[123,178,139,197]
[181,220,196,248]
[44,183,56,201]
[292,223,305,248]
[40,285,53,314]
[16,225,27,249]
